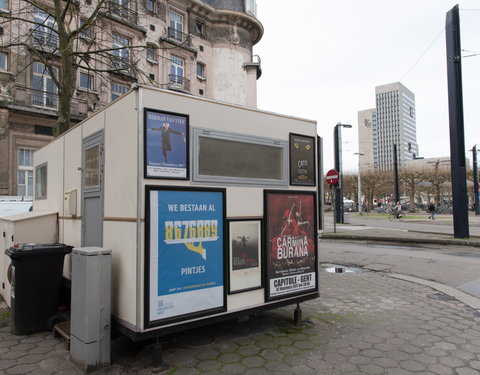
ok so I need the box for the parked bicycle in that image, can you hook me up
[388,210,405,221]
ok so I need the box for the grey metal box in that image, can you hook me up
[71,247,111,371]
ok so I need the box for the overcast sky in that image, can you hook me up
[254,0,480,173]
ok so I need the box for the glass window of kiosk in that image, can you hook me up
[192,127,288,186]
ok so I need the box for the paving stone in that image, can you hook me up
[451,349,476,361]
[439,355,465,367]
[0,359,17,370]
[428,363,454,375]
[374,357,398,368]
[218,352,241,364]
[359,363,385,374]
[5,364,37,374]
[435,342,456,351]
[456,368,480,375]
[385,369,415,375]
[400,359,427,372]
[196,359,221,372]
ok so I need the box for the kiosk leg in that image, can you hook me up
[294,303,302,326]
[152,338,169,372]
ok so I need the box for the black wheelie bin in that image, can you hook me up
[5,243,73,335]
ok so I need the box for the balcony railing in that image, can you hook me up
[110,54,130,71]
[32,30,59,51]
[11,86,88,116]
[168,74,190,92]
[107,2,137,24]
[167,27,191,46]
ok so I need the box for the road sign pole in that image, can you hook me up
[332,185,336,233]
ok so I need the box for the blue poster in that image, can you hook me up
[145,110,188,179]
[148,189,224,322]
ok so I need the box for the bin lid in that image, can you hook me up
[5,243,73,259]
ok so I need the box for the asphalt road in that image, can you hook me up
[344,212,480,236]
[320,213,480,299]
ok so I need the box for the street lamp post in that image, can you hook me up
[334,123,352,223]
[354,152,364,215]
[473,145,479,215]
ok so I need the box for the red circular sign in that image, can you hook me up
[326,169,339,185]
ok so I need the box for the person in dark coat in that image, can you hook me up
[153,122,185,162]
[428,202,436,220]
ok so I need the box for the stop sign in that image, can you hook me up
[326,169,339,185]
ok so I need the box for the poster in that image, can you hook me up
[146,187,225,326]
[228,219,262,293]
[290,133,315,186]
[144,109,189,179]
[264,190,317,301]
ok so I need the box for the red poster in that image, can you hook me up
[265,191,317,300]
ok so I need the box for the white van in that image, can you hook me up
[343,199,355,212]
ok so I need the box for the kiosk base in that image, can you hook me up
[114,293,319,342]
[294,303,303,326]
[152,339,169,372]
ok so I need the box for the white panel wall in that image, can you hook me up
[103,221,137,324]
[103,94,139,220]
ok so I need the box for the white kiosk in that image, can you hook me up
[22,85,320,341]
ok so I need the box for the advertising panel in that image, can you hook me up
[145,187,225,327]
[228,219,262,293]
[144,109,189,179]
[264,190,317,301]
[289,133,316,186]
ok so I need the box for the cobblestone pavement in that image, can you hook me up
[1,268,480,374]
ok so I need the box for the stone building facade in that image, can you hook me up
[0,0,263,196]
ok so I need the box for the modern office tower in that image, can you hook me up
[357,108,376,172]
[0,0,263,196]
[358,82,419,172]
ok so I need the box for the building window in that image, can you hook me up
[33,8,58,49]
[84,145,100,188]
[0,0,8,10]
[110,0,129,19]
[145,0,154,12]
[0,51,7,70]
[79,72,93,90]
[245,0,257,16]
[196,62,205,79]
[35,163,47,199]
[111,33,130,70]
[79,19,93,39]
[170,55,184,84]
[146,45,157,62]
[169,9,184,42]
[195,20,205,35]
[32,62,58,108]
[18,148,33,197]
[111,82,129,101]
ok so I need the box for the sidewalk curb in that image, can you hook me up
[319,233,480,247]
[387,273,480,310]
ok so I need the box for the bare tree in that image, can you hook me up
[420,167,450,203]
[1,0,172,134]
[341,173,358,201]
[361,171,389,211]
[398,168,423,206]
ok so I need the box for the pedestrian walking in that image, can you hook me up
[428,202,436,220]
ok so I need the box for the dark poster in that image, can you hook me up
[265,190,317,301]
[290,133,315,186]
